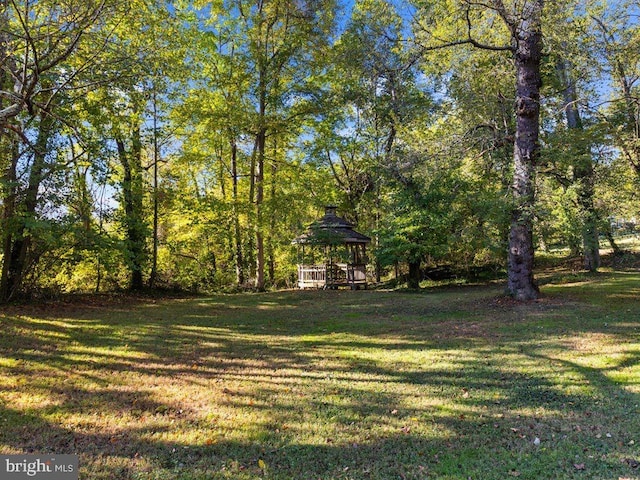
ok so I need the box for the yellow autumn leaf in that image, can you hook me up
[258,459,266,470]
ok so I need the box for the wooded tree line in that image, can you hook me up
[0,0,638,302]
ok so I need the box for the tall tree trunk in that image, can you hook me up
[557,59,600,271]
[0,17,18,302]
[231,138,244,285]
[0,112,53,301]
[255,66,267,291]
[407,260,420,289]
[375,187,381,283]
[575,164,599,271]
[267,140,277,285]
[506,0,543,300]
[218,143,235,279]
[0,136,20,302]
[116,125,145,291]
[604,226,620,254]
[149,89,160,288]
[246,136,258,282]
[255,128,265,291]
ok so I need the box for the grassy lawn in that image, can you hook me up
[0,269,639,479]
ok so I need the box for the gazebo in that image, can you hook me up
[292,206,371,289]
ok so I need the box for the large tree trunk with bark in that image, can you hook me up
[506,0,543,300]
[407,260,421,289]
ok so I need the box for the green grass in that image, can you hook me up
[0,272,639,479]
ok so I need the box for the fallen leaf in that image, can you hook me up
[258,459,266,470]
[574,463,586,471]
[509,470,521,476]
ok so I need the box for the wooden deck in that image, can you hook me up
[297,263,367,289]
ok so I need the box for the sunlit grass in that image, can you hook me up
[0,273,639,479]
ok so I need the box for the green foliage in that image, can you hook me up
[2,0,640,295]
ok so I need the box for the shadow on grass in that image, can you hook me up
[0,281,639,479]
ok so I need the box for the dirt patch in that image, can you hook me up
[488,292,580,311]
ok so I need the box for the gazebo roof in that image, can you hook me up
[292,206,371,245]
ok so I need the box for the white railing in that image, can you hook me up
[297,263,367,289]
[298,264,327,289]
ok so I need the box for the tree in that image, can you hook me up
[551,57,600,270]
[78,0,181,292]
[589,2,640,182]
[414,0,543,299]
[0,0,106,126]
[178,0,336,290]
[310,0,432,282]
[241,0,336,290]
[0,0,114,301]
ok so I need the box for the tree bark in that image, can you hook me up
[506,0,543,300]
[407,260,421,289]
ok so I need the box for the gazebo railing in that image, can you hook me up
[297,264,327,288]
[297,263,367,289]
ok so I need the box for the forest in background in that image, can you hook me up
[0,0,639,302]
